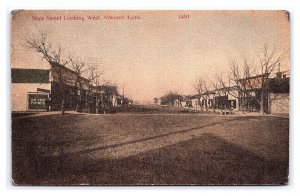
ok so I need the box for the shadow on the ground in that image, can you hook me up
[12,132,288,185]
[114,104,213,114]
[12,114,263,153]
[71,117,242,155]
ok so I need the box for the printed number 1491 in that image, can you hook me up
[179,14,190,19]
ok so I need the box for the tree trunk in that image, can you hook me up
[76,101,79,112]
[212,96,216,114]
[76,100,82,113]
[260,90,264,115]
[96,97,99,114]
[75,89,82,113]
[61,97,65,115]
[241,92,245,114]
[205,100,208,112]
[199,98,203,111]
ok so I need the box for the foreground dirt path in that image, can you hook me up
[12,113,289,185]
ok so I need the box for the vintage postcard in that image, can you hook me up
[11,10,290,185]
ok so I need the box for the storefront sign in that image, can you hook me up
[28,93,48,111]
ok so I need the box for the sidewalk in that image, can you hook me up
[12,111,84,119]
[233,110,289,118]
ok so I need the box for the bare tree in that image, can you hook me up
[257,43,287,115]
[160,92,175,106]
[160,91,183,107]
[226,43,287,115]
[203,80,216,113]
[213,74,230,115]
[27,31,69,114]
[201,81,211,112]
[87,64,109,113]
[194,77,206,111]
[87,64,99,113]
[101,83,118,110]
[227,58,253,113]
[153,97,159,104]
[69,57,88,112]
[174,91,183,108]
[27,31,75,170]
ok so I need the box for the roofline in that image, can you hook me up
[214,86,239,91]
[50,62,90,82]
[237,73,269,82]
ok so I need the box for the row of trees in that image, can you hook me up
[159,91,184,107]
[158,43,288,115]
[27,31,113,115]
[221,43,286,115]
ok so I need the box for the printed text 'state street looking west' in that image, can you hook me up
[31,15,142,21]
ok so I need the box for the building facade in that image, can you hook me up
[163,71,289,115]
[11,68,51,111]
[11,63,120,113]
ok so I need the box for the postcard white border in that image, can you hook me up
[1,0,299,195]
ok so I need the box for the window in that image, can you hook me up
[229,100,236,109]
[12,69,50,83]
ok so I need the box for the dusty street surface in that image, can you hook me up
[12,109,289,185]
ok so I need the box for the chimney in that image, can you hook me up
[276,63,282,79]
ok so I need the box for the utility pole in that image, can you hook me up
[122,82,124,98]
[122,82,124,106]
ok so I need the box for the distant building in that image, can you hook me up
[267,71,289,114]
[170,70,289,115]
[236,71,289,114]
